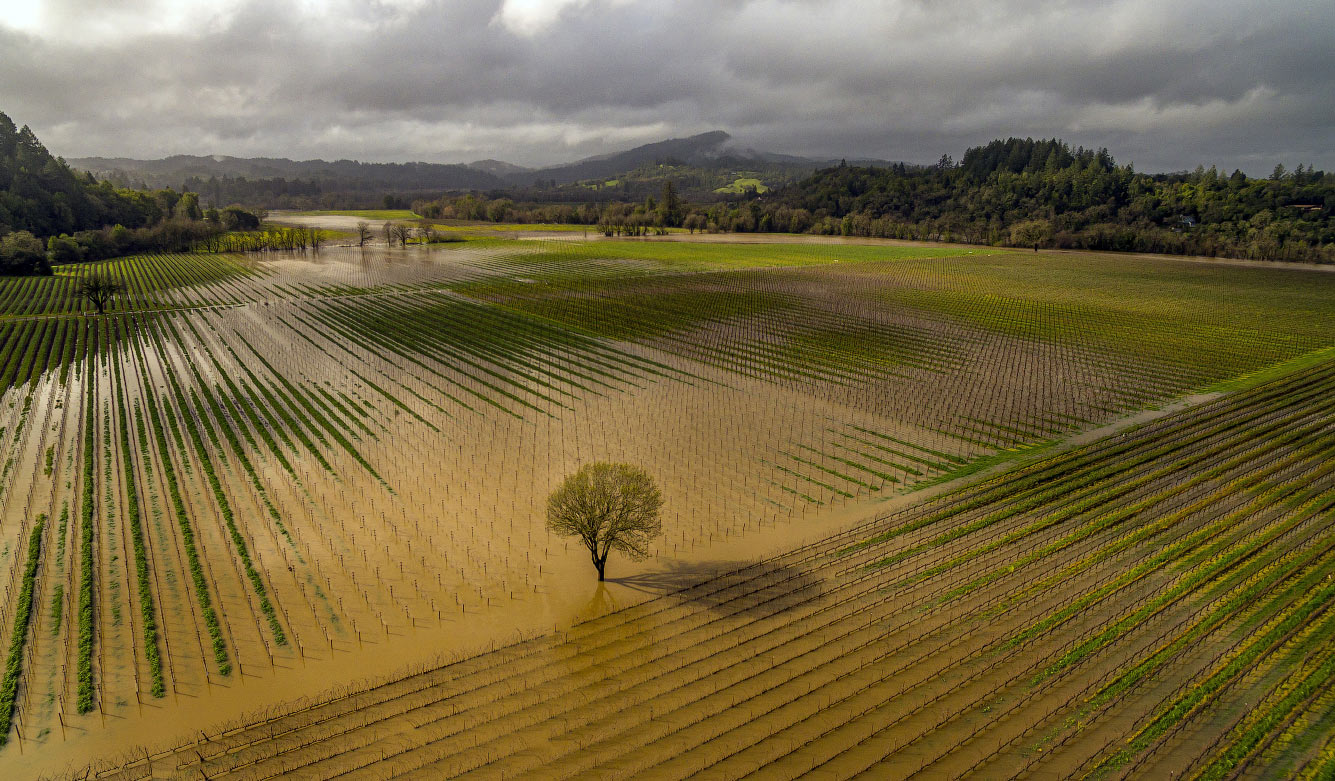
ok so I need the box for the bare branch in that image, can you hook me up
[78,272,124,316]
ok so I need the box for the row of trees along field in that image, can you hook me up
[411,183,688,236]
[0,111,261,275]
[411,138,1331,262]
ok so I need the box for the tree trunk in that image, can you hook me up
[596,559,605,581]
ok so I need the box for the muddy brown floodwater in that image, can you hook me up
[1,373,1216,778]
[0,223,1323,778]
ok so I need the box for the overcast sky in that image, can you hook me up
[1,0,1331,174]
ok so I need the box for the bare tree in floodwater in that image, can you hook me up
[547,462,663,581]
[390,223,412,248]
[357,222,372,247]
[78,273,123,315]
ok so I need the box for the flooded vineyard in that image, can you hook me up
[0,236,1331,776]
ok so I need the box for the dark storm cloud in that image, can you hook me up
[1,0,1330,173]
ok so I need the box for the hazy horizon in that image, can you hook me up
[2,0,1332,176]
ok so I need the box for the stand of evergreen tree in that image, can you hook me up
[727,139,1332,262]
[0,110,255,275]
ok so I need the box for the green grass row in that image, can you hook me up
[110,338,165,697]
[127,328,232,675]
[834,355,1335,773]
[140,320,288,647]
[0,515,45,744]
[76,367,97,713]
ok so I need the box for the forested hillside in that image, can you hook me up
[0,111,249,275]
[745,139,1333,261]
[71,131,821,208]
[0,112,169,241]
[70,155,506,210]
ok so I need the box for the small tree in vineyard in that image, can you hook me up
[79,273,123,315]
[547,462,663,581]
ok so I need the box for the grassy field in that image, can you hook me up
[714,176,770,193]
[285,209,421,220]
[0,236,1329,776]
[458,236,1002,277]
[430,221,593,233]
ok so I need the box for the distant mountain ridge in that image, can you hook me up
[72,131,889,193]
[466,158,532,177]
[494,131,872,185]
[69,154,506,192]
[518,131,736,184]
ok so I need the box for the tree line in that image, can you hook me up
[410,181,687,235]
[414,139,1332,263]
[741,139,1333,262]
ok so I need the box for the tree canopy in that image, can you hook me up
[0,111,169,240]
[0,111,264,274]
[0,231,50,276]
[547,462,664,581]
[748,138,1332,261]
[78,273,123,315]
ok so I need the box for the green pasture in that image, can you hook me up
[473,237,1000,274]
[867,251,1335,377]
[286,209,420,220]
[714,177,770,194]
[430,222,592,233]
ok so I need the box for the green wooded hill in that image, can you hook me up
[751,138,1332,262]
[0,111,237,275]
[0,111,168,240]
